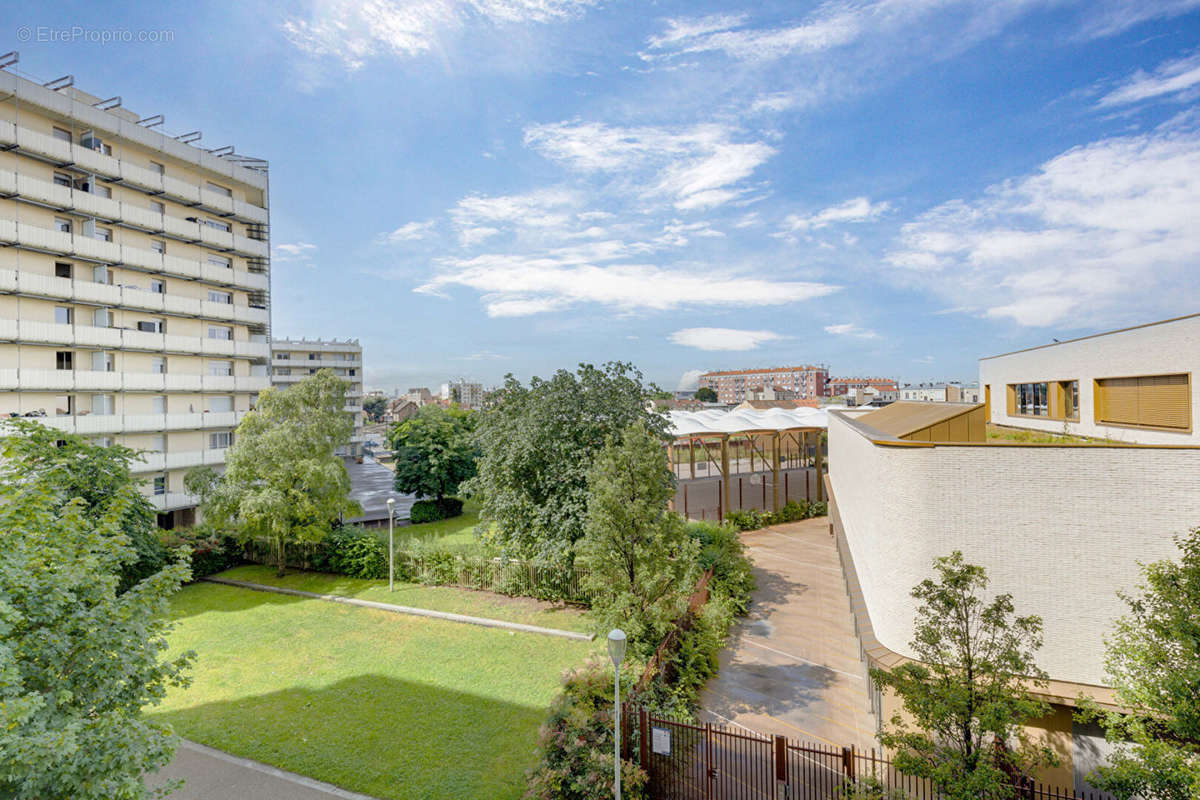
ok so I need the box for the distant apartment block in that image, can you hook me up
[404,386,433,406]
[270,338,363,456]
[0,66,271,527]
[825,376,898,397]
[442,379,483,409]
[698,365,828,405]
[898,381,977,403]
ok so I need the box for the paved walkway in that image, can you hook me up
[699,518,878,750]
[150,740,380,799]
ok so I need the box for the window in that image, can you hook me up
[1060,380,1079,421]
[52,127,72,142]
[207,325,233,341]
[93,352,114,372]
[149,161,164,175]
[55,395,73,416]
[150,200,165,214]
[209,431,233,449]
[94,226,113,242]
[276,352,290,360]
[54,217,72,234]
[209,396,234,413]
[1008,382,1049,417]
[203,218,232,233]
[150,239,165,254]
[93,308,111,328]
[209,360,234,377]
[205,181,232,198]
[152,396,167,414]
[53,172,72,187]
[56,351,73,370]
[153,475,166,496]
[55,262,72,279]
[93,266,111,284]
[309,353,318,360]
[94,184,112,199]
[137,319,165,334]
[151,435,165,452]
[91,394,114,415]
[208,290,232,304]
[55,306,73,325]
[150,279,165,294]
[1095,374,1191,431]
[151,357,166,374]
[349,369,356,377]
[274,367,291,376]
[207,255,232,270]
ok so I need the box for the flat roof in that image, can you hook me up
[979,312,1200,361]
[667,406,842,437]
[853,401,981,438]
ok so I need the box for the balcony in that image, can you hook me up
[147,491,200,512]
[132,448,227,474]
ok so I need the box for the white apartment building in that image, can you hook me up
[0,64,271,527]
[270,338,363,456]
[441,379,483,409]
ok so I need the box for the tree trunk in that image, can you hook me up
[276,534,286,577]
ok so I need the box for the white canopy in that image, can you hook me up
[667,406,843,438]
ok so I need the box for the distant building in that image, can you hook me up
[383,398,419,424]
[442,380,483,409]
[699,365,828,405]
[404,387,434,406]
[899,382,976,403]
[271,338,364,457]
[743,385,798,402]
[826,376,898,397]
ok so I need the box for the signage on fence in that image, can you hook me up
[651,726,671,756]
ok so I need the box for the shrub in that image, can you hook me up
[318,526,388,579]
[524,660,648,800]
[724,498,827,531]
[410,496,465,524]
[807,500,828,518]
[725,508,767,531]
[159,527,242,580]
[686,521,755,614]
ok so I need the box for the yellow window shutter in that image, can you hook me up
[1097,377,1139,425]
[1137,374,1190,430]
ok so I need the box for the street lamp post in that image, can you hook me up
[386,497,395,592]
[607,629,627,800]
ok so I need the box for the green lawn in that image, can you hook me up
[396,499,485,549]
[985,423,1097,444]
[151,581,597,800]
[216,564,592,632]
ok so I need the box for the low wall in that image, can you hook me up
[827,411,1200,687]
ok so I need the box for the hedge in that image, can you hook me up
[410,496,465,524]
[724,499,828,532]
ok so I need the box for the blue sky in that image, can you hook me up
[5,1,1200,393]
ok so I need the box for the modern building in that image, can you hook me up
[270,338,363,456]
[441,379,483,409]
[0,65,271,527]
[898,382,975,403]
[698,365,829,405]
[980,314,1197,445]
[825,376,898,397]
[828,316,1200,791]
[404,386,434,406]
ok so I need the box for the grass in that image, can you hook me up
[395,498,484,549]
[214,564,592,633]
[151,581,597,800]
[985,423,1098,444]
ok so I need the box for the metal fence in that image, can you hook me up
[628,707,1111,800]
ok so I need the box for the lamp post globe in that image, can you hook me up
[607,629,627,800]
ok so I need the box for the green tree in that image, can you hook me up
[465,362,667,564]
[871,552,1055,799]
[188,369,360,576]
[0,419,164,592]
[1080,528,1200,799]
[576,422,699,657]
[0,465,193,799]
[694,387,718,403]
[363,395,388,423]
[388,404,478,501]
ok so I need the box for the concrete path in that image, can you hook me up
[699,517,878,750]
[150,740,380,800]
[202,576,595,641]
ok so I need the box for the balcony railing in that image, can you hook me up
[0,320,270,360]
[0,219,269,293]
[34,410,248,436]
[146,491,200,512]
[0,368,270,394]
[132,447,228,474]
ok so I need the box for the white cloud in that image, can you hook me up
[274,242,317,261]
[417,255,840,317]
[379,220,435,243]
[668,327,785,352]
[283,0,595,69]
[644,9,860,63]
[523,121,775,210]
[914,355,935,364]
[676,368,707,390]
[886,125,1200,327]
[1097,52,1200,108]
[449,350,509,361]
[1076,0,1200,40]
[824,323,879,339]
[783,197,891,232]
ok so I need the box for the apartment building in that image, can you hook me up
[270,338,363,456]
[441,379,483,409]
[698,365,828,405]
[0,66,271,527]
[825,376,898,397]
[898,382,978,402]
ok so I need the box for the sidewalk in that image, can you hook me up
[150,740,381,800]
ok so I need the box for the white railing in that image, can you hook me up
[19,410,249,437]
[146,491,200,512]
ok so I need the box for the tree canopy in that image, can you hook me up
[0,457,193,799]
[388,404,478,501]
[188,369,360,575]
[576,421,699,657]
[0,419,164,592]
[694,387,718,403]
[1081,527,1200,799]
[871,551,1055,799]
[464,361,667,564]
[363,395,388,423]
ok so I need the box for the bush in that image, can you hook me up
[686,521,755,614]
[409,496,465,524]
[524,660,648,800]
[159,527,242,580]
[724,498,828,531]
[312,526,388,579]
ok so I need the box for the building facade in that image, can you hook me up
[404,386,433,406]
[698,365,829,405]
[980,314,1198,445]
[0,67,271,527]
[270,338,363,456]
[442,379,483,409]
[825,376,898,397]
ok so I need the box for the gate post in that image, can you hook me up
[639,709,649,775]
[774,735,788,799]
[841,746,856,781]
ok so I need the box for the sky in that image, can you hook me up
[4,1,1200,393]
